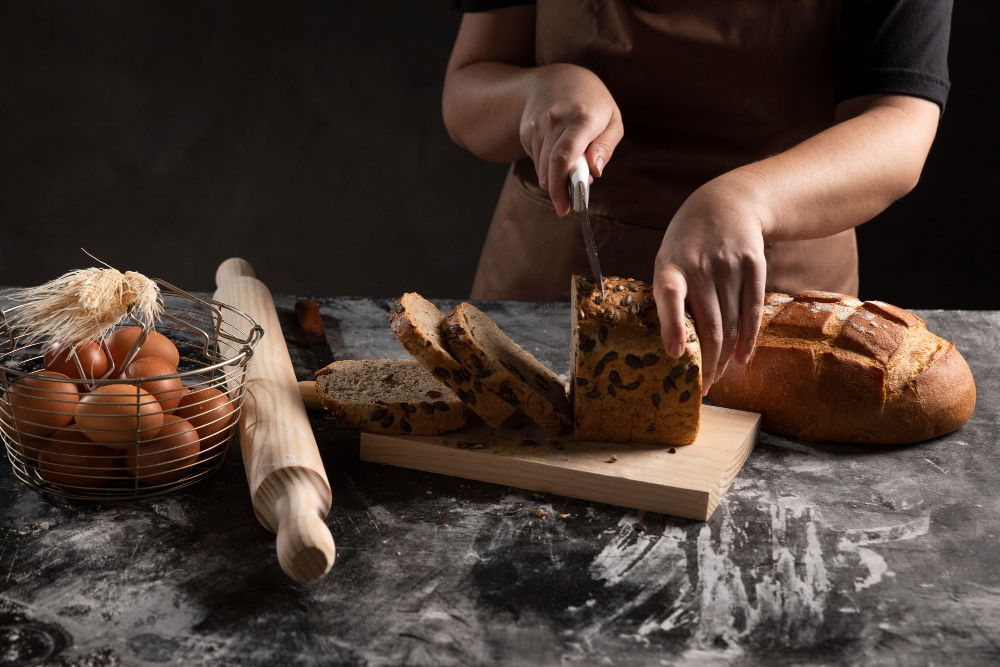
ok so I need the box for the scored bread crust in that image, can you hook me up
[707,291,977,444]
[443,303,572,434]
[389,293,520,429]
[316,359,467,435]
[571,275,702,445]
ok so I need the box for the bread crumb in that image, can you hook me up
[535,508,549,519]
[558,513,571,519]
[606,455,618,463]
[440,523,450,528]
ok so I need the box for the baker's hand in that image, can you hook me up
[520,64,623,215]
[653,173,770,393]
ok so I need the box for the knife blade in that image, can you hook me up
[569,156,606,299]
[295,299,336,371]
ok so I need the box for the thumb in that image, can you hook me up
[585,111,623,178]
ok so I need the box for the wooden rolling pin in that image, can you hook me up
[213,257,335,581]
[299,380,323,411]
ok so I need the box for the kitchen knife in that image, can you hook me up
[569,156,606,299]
[295,299,335,371]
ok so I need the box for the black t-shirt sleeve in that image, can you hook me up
[454,0,953,109]
[453,0,534,11]
[836,0,953,109]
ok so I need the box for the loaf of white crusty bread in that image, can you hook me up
[707,291,976,444]
[571,275,702,446]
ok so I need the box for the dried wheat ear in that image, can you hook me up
[6,267,162,348]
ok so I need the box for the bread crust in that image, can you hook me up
[708,292,977,444]
[389,293,520,428]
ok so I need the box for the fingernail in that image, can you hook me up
[671,343,684,358]
[595,156,605,177]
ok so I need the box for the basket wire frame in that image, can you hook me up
[0,279,262,499]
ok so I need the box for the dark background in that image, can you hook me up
[0,1,996,308]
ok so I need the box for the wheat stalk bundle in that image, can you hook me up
[6,267,162,347]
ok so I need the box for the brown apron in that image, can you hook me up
[471,0,859,302]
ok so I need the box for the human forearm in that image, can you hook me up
[653,94,941,391]
[442,62,535,163]
[726,95,940,242]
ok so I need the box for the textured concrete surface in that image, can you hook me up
[1,293,997,665]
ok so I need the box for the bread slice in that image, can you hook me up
[443,303,571,433]
[315,359,467,435]
[708,291,976,443]
[571,275,702,445]
[389,293,520,428]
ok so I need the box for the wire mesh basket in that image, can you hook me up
[0,279,261,499]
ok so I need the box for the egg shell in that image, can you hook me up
[123,357,185,413]
[105,327,180,372]
[15,422,81,463]
[44,341,111,384]
[2,372,79,438]
[175,387,235,459]
[75,384,165,444]
[37,426,121,489]
[123,415,200,485]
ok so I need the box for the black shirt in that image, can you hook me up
[453,0,952,109]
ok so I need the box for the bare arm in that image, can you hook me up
[442,7,535,162]
[443,8,624,215]
[655,94,942,391]
[736,95,940,241]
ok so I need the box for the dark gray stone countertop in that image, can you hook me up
[1,293,998,666]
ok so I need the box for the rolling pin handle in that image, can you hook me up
[215,257,257,285]
[274,480,336,582]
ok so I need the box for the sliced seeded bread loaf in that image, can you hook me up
[707,291,976,443]
[389,293,521,428]
[571,276,702,446]
[315,359,467,435]
[443,303,572,434]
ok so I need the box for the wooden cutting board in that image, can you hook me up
[359,405,760,520]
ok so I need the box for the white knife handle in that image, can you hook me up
[568,156,590,212]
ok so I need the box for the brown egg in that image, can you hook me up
[37,426,120,489]
[44,341,110,383]
[123,415,200,486]
[105,327,180,372]
[123,357,185,413]
[175,387,235,457]
[2,372,79,438]
[14,422,77,463]
[75,384,164,444]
